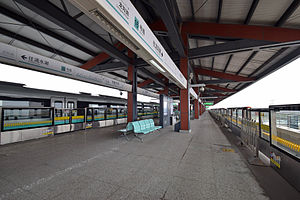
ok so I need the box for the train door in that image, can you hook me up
[66,98,77,109]
[51,97,65,109]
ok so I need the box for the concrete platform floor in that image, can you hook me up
[0,113,269,200]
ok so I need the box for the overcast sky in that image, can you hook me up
[211,57,300,109]
[0,63,158,103]
[0,57,299,107]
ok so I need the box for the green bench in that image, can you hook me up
[119,119,161,141]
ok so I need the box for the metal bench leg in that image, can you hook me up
[134,134,143,143]
[119,132,129,141]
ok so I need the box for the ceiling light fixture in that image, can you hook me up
[149,59,165,73]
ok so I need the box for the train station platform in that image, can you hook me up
[0,113,269,200]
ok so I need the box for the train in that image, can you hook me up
[209,105,300,192]
[0,81,159,145]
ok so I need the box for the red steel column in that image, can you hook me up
[180,57,190,131]
[194,88,199,119]
[127,50,136,122]
[200,104,203,115]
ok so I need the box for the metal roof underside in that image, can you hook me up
[0,0,299,103]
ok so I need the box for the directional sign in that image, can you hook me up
[0,42,159,98]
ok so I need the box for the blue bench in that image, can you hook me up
[119,119,161,141]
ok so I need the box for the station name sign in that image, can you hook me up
[69,0,187,89]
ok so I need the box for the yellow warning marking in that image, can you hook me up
[222,148,235,152]
[270,158,281,168]
[43,131,54,135]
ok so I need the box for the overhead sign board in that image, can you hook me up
[0,42,159,98]
[69,0,187,89]
[190,87,197,99]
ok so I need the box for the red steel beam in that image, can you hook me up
[206,85,236,92]
[150,20,300,42]
[80,42,125,70]
[157,87,168,95]
[194,68,254,82]
[182,22,300,42]
[138,79,154,88]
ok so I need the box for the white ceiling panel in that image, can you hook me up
[220,0,251,24]
[176,0,192,20]
[250,0,294,26]
[197,39,214,48]
[49,0,82,17]
[226,51,252,73]
[283,5,300,28]
[200,57,213,68]
[194,0,218,22]
[0,34,13,44]
[213,55,228,71]
[11,40,54,58]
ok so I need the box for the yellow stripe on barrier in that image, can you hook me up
[4,120,52,127]
[94,116,104,119]
[107,115,117,118]
[262,131,270,137]
[72,116,84,119]
[55,116,70,120]
[272,135,300,152]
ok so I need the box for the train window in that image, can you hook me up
[67,101,75,109]
[2,108,52,131]
[54,101,63,108]
[271,110,300,159]
[260,111,270,141]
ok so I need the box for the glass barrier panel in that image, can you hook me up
[87,108,93,122]
[94,108,105,121]
[2,108,52,131]
[138,108,144,116]
[232,109,237,125]
[237,109,242,128]
[260,111,270,141]
[144,108,154,116]
[250,111,260,137]
[71,109,85,123]
[106,108,117,119]
[271,110,300,159]
[118,108,127,118]
[54,109,70,125]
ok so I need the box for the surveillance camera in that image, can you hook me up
[200,87,205,92]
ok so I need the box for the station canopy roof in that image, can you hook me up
[0,0,299,103]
